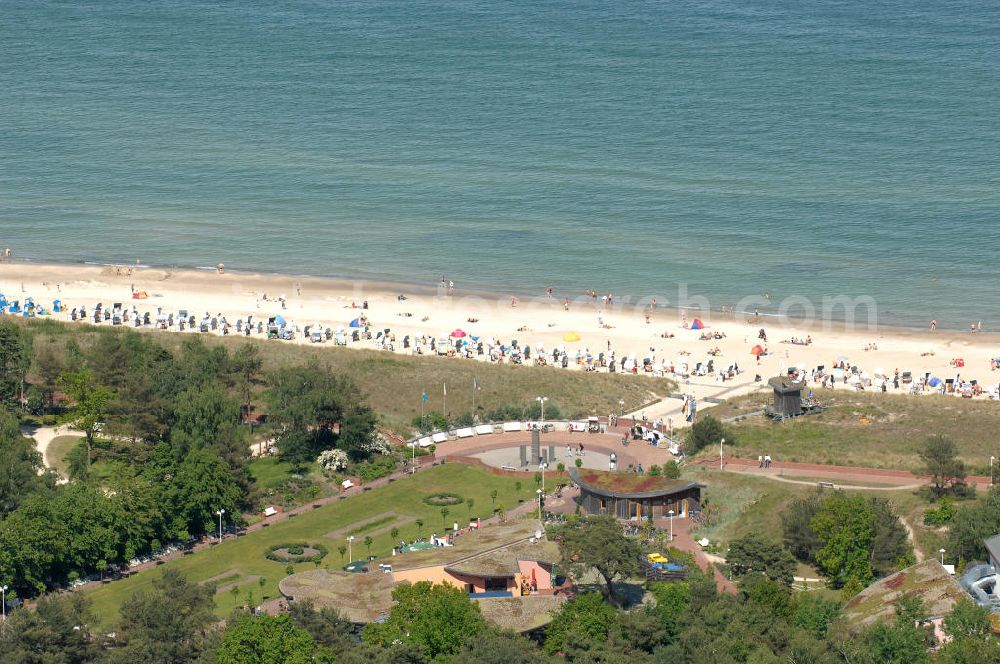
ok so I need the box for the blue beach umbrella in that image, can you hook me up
[928,377,943,388]
[349,318,361,328]
[274,314,286,326]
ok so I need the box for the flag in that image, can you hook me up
[421,390,428,402]
[443,383,447,397]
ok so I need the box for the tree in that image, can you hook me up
[163,447,242,539]
[289,600,355,651]
[362,581,486,661]
[217,613,334,664]
[544,592,617,655]
[0,406,51,517]
[113,569,218,664]
[231,343,263,431]
[555,515,642,606]
[921,435,967,496]
[169,384,241,458]
[59,368,113,466]
[32,340,64,411]
[949,487,1000,561]
[791,594,841,640]
[415,519,423,538]
[811,493,877,588]
[440,507,450,530]
[490,489,498,505]
[337,545,347,562]
[364,535,374,558]
[456,629,553,664]
[684,415,729,455]
[0,320,31,408]
[0,593,104,663]
[726,534,797,587]
[466,498,475,518]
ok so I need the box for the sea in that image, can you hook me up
[1,1,998,329]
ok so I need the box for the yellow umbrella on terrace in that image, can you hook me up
[562,331,581,342]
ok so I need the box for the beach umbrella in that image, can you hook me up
[928,377,943,388]
[691,318,706,330]
[750,345,764,357]
[450,329,467,338]
[349,318,361,328]
[562,332,581,342]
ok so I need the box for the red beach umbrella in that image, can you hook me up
[750,345,764,357]
[450,329,467,338]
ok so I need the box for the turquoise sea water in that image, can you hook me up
[1,1,998,328]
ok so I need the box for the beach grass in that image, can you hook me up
[685,465,948,572]
[708,388,1000,473]
[83,463,535,628]
[18,318,674,434]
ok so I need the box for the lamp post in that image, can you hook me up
[720,437,725,470]
[619,399,625,416]
[536,489,543,520]
[539,462,547,495]
[992,456,996,485]
[536,396,548,422]
[940,548,946,565]
[668,509,675,542]
[347,536,355,563]
[1,585,7,622]
[215,509,225,542]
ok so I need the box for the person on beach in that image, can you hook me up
[216,263,225,274]
[510,295,517,307]
[758,454,764,468]
[930,319,937,331]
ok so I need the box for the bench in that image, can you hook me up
[817,481,836,489]
[502,422,522,432]
[455,427,475,438]
[500,465,518,472]
[474,424,494,435]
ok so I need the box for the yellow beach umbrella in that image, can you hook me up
[562,332,581,342]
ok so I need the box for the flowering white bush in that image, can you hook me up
[360,433,392,456]
[317,448,349,471]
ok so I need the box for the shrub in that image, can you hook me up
[557,462,565,472]
[287,546,305,555]
[575,458,583,468]
[684,416,730,455]
[356,455,396,482]
[924,497,956,526]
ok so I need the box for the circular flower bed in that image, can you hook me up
[422,492,465,507]
[266,542,328,564]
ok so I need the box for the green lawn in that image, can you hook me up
[45,434,84,477]
[84,463,536,628]
[708,388,1000,473]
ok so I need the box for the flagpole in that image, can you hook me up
[472,377,476,414]
[443,383,447,417]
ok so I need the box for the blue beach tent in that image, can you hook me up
[53,299,62,313]
[349,318,361,328]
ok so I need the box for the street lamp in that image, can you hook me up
[215,509,225,542]
[668,509,675,542]
[720,437,726,470]
[347,536,355,563]
[536,488,543,520]
[536,396,548,422]
[539,462,547,495]
[619,399,625,416]
[940,548,946,565]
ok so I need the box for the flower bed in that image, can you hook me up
[266,542,329,564]
[422,492,464,506]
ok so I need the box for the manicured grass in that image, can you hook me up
[248,457,300,490]
[709,388,1000,472]
[84,464,537,628]
[17,319,675,433]
[46,434,83,477]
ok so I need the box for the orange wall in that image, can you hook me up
[392,565,507,593]
[517,560,552,590]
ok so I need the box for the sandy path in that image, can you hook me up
[20,424,82,472]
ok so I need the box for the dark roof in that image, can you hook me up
[768,377,803,394]
[841,560,966,632]
[569,468,700,499]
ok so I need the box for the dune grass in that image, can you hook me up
[19,318,674,433]
[708,388,1000,473]
[84,463,536,628]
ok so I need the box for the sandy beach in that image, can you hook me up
[1,261,998,423]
